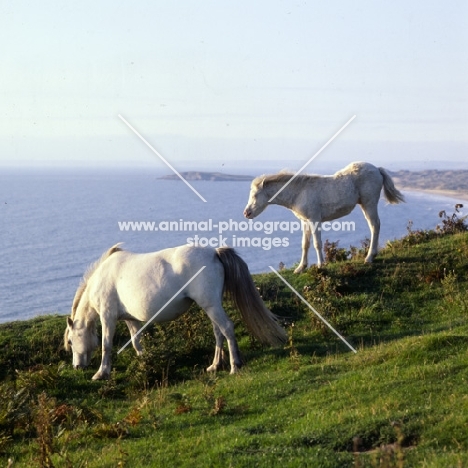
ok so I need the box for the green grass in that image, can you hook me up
[1,228,468,467]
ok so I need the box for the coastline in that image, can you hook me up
[400,187,468,204]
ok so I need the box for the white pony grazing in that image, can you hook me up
[243,161,405,272]
[64,244,286,380]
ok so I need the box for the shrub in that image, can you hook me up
[323,240,349,263]
[437,204,468,235]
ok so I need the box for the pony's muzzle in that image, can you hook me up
[72,354,92,369]
[243,208,252,218]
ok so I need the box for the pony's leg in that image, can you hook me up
[206,322,225,372]
[311,224,324,268]
[360,203,381,263]
[125,320,143,356]
[294,222,312,273]
[205,306,242,374]
[92,316,116,380]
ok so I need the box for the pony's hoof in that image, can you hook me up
[206,364,219,373]
[229,362,243,374]
[294,265,306,274]
[92,371,109,380]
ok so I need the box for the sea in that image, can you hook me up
[1,169,466,324]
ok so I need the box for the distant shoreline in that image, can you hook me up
[400,187,468,204]
[390,169,468,203]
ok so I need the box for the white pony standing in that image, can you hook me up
[243,161,405,272]
[65,244,286,380]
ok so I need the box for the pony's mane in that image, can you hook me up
[70,243,124,319]
[253,171,322,190]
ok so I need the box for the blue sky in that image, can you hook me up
[1,0,467,170]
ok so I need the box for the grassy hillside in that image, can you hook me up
[1,211,467,467]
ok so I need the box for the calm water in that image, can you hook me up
[1,170,466,323]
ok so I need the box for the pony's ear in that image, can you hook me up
[259,178,265,189]
[67,317,74,329]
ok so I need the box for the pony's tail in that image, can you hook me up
[379,168,405,204]
[216,247,287,347]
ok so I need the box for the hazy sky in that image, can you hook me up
[1,1,467,170]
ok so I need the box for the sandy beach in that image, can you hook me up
[390,169,468,205]
[400,187,468,204]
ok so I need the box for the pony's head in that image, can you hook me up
[243,177,270,219]
[64,317,99,369]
